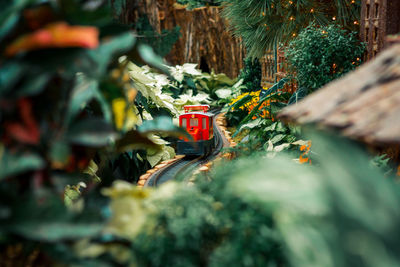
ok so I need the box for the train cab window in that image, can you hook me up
[182,118,187,128]
[202,118,207,129]
[190,118,198,127]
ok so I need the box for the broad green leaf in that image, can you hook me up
[49,140,71,167]
[0,0,30,41]
[233,92,283,136]
[264,122,277,132]
[228,94,252,111]
[0,147,45,179]
[0,61,25,96]
[214,73,236,86]
[67,118,117,147]
[115,130,160,152]
[17,73,51,97]
[237,118,262,132]
[275,122,287,133]
[288,87,308,105]
[138,116,190,139]
[0,14,19,41]
[66,74,111,126]
[88,32,136,77]
[232,78,244,89]
[259,78,288,99]
[137,44,170,74]
[12,222,103,242]
[270,134,286,144]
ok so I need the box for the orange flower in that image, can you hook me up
[299,155,309,164]
[6,22,99,57]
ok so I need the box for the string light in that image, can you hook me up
[332,16,336,21]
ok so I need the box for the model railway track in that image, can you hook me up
[145,110,227,187]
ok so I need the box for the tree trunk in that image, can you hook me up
[118,0,245,78]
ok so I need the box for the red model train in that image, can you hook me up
[177,105,215,155]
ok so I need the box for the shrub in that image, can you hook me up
[285,24,365,92]
[238,58,262,92]
[102,132,400,267]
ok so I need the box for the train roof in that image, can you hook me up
[179,112,214,117]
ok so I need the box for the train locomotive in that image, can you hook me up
[177,105,215,156]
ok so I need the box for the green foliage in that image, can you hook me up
[370,154,394,176]
[225,79,301,156]
[219,0,361,58]
[285,23,365,92]
[135,15,181,57]
[177,0,219,9]
[287,86,308,105]
[100,132,400,266]
[238,57,262,92]
[0,0,191,264]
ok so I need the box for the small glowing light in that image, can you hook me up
[332,16,336,20]
[310,8,314,13]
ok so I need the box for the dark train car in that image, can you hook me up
[177,105,215,156]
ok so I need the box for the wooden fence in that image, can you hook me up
[260,47,296,94]
[361,0,400,61]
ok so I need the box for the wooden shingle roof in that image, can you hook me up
[278,43,400,145]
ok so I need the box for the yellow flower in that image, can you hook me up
[112,98,138,130]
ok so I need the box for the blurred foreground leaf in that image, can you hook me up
[138,116,191,139]
[67,118,117,147]
[0,147,44,179]
[12,222,104,242]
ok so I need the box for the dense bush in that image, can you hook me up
[286,24,365,92]
[238,57,262,92]
[101,132,400,267]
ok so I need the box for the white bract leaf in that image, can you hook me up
[274,143,291,152]
[292,140,310,146]
[181,63,202,76]
[215,88,233,99]
[238,118,262,132]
